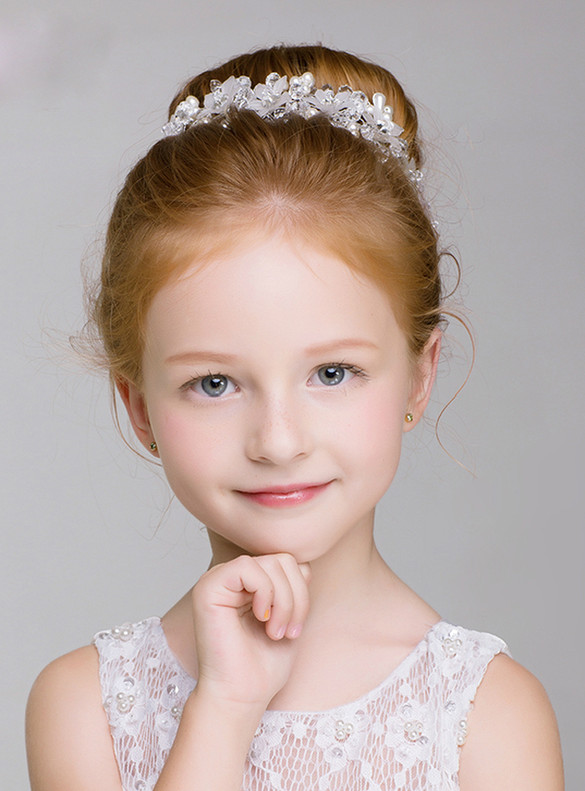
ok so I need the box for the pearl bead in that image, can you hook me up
[404,720,424,742]
[334,720,354,741]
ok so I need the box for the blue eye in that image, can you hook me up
[317,365,347,386]
[312,364,365,387]
[193,374,235,397]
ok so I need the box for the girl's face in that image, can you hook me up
[122,233,439,564]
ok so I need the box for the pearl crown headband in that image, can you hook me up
[163,71,422,184]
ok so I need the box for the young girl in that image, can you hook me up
[26,44,563,791]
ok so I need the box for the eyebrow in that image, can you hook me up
[164,339,378,366]
[303,338,379,356]
[165,351,238,365]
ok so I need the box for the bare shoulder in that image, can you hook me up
[26,645,122,791]
[459,653,564,790]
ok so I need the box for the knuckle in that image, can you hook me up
[275,552,296,566]
[254,554,274,570]
[234,554,254,569]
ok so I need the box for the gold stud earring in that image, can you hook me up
[150,441,158,452]
[405,412,414,423]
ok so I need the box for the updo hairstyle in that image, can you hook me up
[92,45,444,389]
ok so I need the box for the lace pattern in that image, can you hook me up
[93,618,509,791]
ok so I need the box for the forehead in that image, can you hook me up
[144,234,406,357]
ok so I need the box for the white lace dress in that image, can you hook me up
[93,618,509,791]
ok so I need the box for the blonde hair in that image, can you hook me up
[92,44,445,388]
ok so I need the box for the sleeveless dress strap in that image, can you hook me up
[430,623,510,778]
[93,618,195,790]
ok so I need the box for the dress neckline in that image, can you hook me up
[153,616,447,717]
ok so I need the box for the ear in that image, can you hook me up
[404,328,442,432]
[116,378,156,453]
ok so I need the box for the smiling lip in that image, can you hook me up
[236,481,332,508]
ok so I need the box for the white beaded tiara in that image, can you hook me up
[163,71,422,184]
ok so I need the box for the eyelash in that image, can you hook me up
[181,362,369,397]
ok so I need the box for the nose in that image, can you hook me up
[245,395,312,465]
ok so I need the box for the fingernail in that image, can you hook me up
[288,625,302,639]
[275,626,286,640]
[263,608,271,621]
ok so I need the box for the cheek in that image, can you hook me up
[345,390,407,468]
[151,408,228,478]
[354,387,407,435]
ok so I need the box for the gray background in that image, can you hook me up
[2,1,583,787]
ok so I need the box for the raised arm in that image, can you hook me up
[153,553,310,791]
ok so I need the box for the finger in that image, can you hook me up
[204,556,276,624]
[254,555,295,640]
[276,556,311,639]
[255,554,311,640]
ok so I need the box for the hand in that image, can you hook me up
[191,553,311,710]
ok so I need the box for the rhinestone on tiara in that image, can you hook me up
[162,72,422,183]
